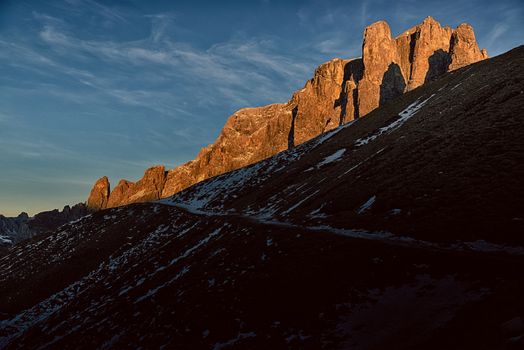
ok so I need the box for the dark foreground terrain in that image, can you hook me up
[0,47,523,349]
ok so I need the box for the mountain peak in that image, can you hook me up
[87,17,488,211]
[449,22,489,69]
[87,176,110,211]
[365,20,392,33]
[17,212,29,220]
[423,15,438,24]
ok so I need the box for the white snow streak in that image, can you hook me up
[316,148,346,167]
[355,94,435,147]
[282,190,320,216]
[357,196,376,214]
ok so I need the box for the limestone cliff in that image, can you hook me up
[88,166,166,210]
[88,17,487,210]
[86,176,110,211]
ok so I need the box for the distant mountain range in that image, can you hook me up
[0,204,89,247]
[87,17,489,211]
[1,17,523,349]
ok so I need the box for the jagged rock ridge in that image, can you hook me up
[87,17,487,210]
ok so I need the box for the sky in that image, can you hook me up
[0,0,523,216]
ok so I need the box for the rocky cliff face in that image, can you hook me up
[86,176,110,211]
[358,17,487,115]
[88,166,167,210]
[88,17,487,210]
[448,23,489,70]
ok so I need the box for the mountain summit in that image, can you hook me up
[87,17,487,211]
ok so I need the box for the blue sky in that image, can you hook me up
[1,0,523,216]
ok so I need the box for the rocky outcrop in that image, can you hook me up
[87,165,167,209]
[397,16,454,90]
[448,23,489,70]
[161,104,291,198]
[87,176,110,211]
[358,16,488,115]
[358,20,400,116]
[292,58,358,145]
[87,17,488,210]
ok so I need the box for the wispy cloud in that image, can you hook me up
[0,172,95,187]
[64,0,128,22]
[0,138,76,159]
[31,17,314,112]
[313,35,361,58]
[37,23,310,83]
[360,0,369,28]
[484,23,509,50]
[146,13,177,43]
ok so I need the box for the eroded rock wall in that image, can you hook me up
[88,17,487,209]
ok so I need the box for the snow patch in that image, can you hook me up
[357,196,376,214]
[450,82,462,91]
[135,226,223,303]
[308,204,328,219]
[0,236,13,244]
[355,95,435,147]
[453,240,524,255]
[313,120,355,147]
[213,332,257,350]
[317,148,346,167]
[337,147,387,179]
[282,190,320,216]
[389,209,402,216]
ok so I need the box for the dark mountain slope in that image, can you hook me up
[170,45,524,245]
[0,47,523,349]
[1,203,523,349]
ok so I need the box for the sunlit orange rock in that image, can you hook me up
[86,176,110,211]
[87,17,487,210]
